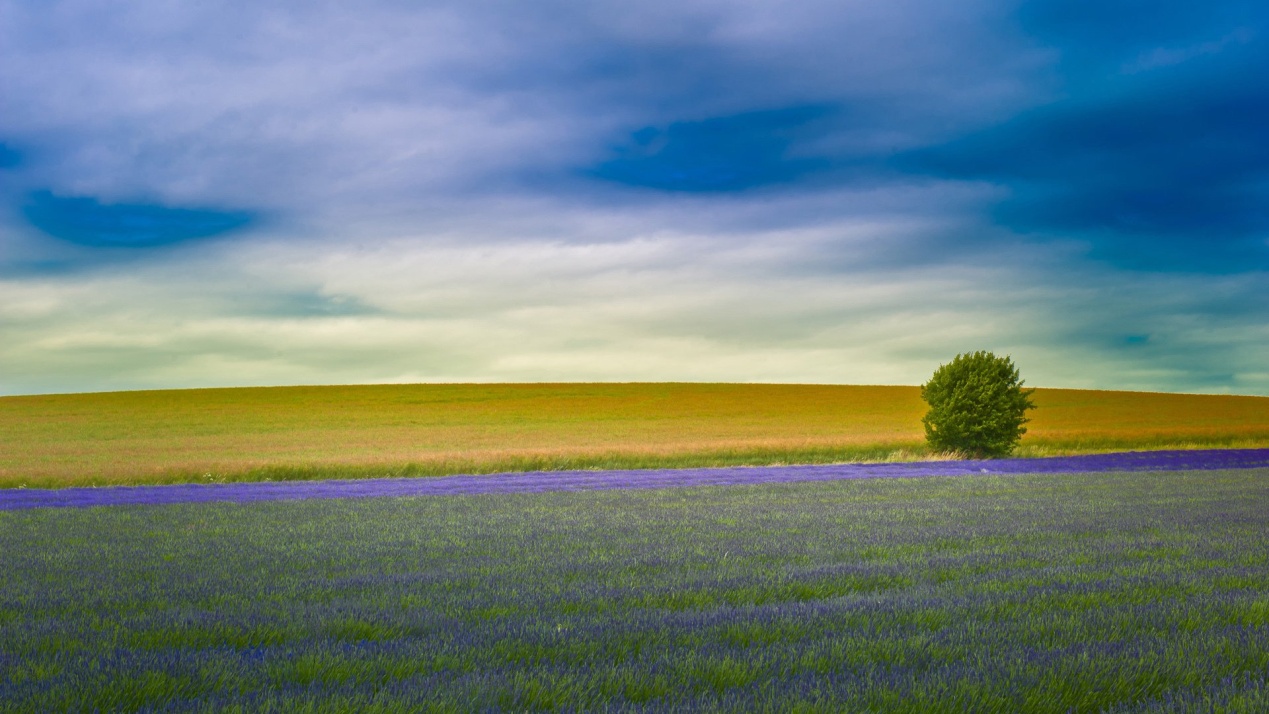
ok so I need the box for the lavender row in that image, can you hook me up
[4,448,1268,510]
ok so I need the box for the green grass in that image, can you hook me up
[2,468,1268,711]
[2,383,1268,487]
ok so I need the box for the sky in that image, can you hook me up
[1,0,1266,396]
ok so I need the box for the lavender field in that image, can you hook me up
[2,461,1268,712]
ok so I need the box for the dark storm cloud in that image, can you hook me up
[570,0,1269,274]
[587,106,839,192]
[0,143,19,169]
[897,0,1269,272]
[22,192,256,249]
[1015,0,1261,72]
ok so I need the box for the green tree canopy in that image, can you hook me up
[921,351,1036,458]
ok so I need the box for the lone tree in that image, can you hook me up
[921,351,1036,458]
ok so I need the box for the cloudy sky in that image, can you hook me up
[1,0,1266,395]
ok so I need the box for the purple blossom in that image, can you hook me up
[3,448,1266,511]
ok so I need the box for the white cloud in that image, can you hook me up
[4,187,1265,395]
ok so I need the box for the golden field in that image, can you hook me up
[1,383,1267,488]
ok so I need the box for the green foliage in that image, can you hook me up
[921,351,1036,457]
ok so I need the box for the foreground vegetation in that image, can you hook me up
[3,469,1268,711]
[2,383,1268,487]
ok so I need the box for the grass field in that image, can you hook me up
[3,468,1267,712]
[3,383,1269,488]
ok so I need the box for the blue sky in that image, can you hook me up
[0,0,1266,395]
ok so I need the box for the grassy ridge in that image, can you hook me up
[1,383,1268,488]
[3,469,1267,711]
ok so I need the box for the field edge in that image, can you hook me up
[7,436,1269,489]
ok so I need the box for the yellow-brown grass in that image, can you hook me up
[1,383,1267,488]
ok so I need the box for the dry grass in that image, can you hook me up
[2,383,1267,488]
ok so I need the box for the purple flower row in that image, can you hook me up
[3,448,1267,511]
